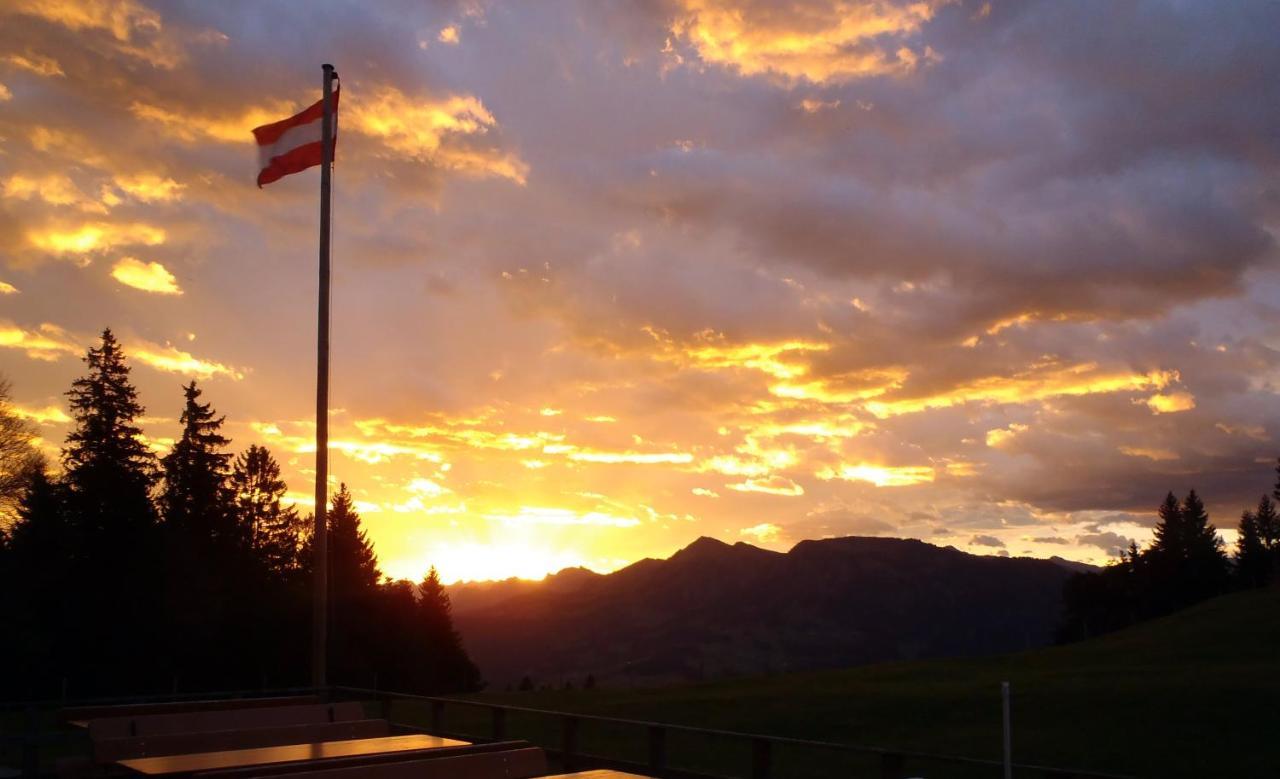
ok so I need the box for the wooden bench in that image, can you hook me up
[63,698,321,725]
[190,741,537,779]
[94,719,390,763]
[211,747,550,779]
[90,703,366,740]
[204,741,550,777]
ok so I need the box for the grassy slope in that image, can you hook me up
[462,587,1280,778]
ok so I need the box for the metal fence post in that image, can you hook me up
[751,737,772,779]
[648,725,667,773]
[561,715,579,771]
[430,700,444,733]
[491,706,507,740]
[1002,681,1013,779]
[21,706,38,778]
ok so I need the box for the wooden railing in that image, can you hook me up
[333,685,1133,779]
[1,686,1133,779]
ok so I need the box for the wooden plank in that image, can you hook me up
[62,697,320,724]
[91,703,365,740]
[117,734,469,776]
[94,719,390,763]
[537,767,655,772]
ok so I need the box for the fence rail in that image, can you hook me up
[0,686,1133,779]
[333,685,1132,779]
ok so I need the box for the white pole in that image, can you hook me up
[1002,681,1012,779]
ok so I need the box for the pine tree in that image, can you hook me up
[1235,508,1268,588]
[1178,489,1230,599]
[1251,493,1278,584]
[161,382,235,546]
[328,483,380,592]
[1150,491,1183,559]
[59,331,163,690]
[415,566,480,691]
[231,445,303,575]
[62,329,157,537]
[1257,493,1279,551]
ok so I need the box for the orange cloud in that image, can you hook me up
[669,0,946,84]
[728,476,805,496]
[127,339,243,380]
[866,363,1179,418]
[817,462,936,487]
[27,221,166,258]
[3,0,185,68]
[3,52,64,77]
[739,522,782,542]
[0,321,81,361]
[1145,391,1195,414]
[347,85,529,183]
[111,257,182,294]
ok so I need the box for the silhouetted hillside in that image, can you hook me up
[467,587,1280,779]
[450,535,1088,688]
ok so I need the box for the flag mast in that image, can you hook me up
[312,62,337,690]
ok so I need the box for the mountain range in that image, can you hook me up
[447,535,1090,688]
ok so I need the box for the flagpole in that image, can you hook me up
[312,62,336,691]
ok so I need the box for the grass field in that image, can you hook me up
[442,587,1279,778]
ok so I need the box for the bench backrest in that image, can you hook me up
[92,719,390,763]
[193,741,537,779]
[88,702,367,740]
[248,748,550,779]
[63,696,321,724]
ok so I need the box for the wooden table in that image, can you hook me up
[541,773,655,778]
[117,734,470,776]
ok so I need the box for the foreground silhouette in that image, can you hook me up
[0,329,479,698]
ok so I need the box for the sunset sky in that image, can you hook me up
[3,0,1279,583]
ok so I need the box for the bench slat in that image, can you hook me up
[94,719,390,763]
[90,703,366,740]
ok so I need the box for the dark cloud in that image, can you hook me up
[969,534,1005,548]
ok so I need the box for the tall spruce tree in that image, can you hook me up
[1150,491,1184,559]
[62,329,157,538]
[328,483,380,592]
[1235,509,1268,588]
[1251,492,1278,583]
[417,566,481,692]
[1178,489,1230,599]
[231,445,303,575]
[61,330,162,692]
[160,382,235,547]
[325,483,381,684]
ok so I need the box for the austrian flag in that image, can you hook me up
[252,87,339,187]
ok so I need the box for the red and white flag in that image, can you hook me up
[252,88,339,187]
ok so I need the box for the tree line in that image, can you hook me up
[1059,471,1280,641]
[0,329,480,698]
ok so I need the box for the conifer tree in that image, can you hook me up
[1178,489,1230,598]
[1150,491,1184,559]
[328,483,381,592]
[416,566,480,690]
[1235,509,1268,588]
[62,329,157,537]
[160,382,235,546]
[1256,492,1279,551]
[1250,493,1278,583]
[231,445,303,575]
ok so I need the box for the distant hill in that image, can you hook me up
[465,587,1280,779]
[449,535,1090,688]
